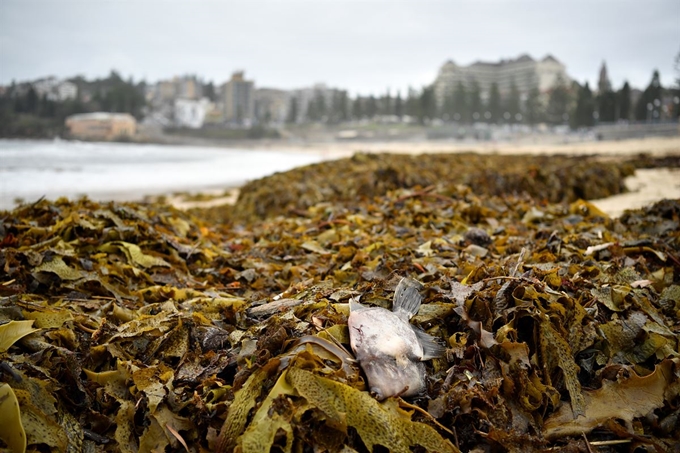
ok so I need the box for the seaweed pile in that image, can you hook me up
[225,152,635,223]
[1,154,679,452]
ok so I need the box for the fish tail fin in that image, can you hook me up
[413,327,447,360]
[393,277,422,318]
[349,296,365,312]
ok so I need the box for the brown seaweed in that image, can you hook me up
[1,154,679,452]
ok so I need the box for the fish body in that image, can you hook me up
[348,278,444,400]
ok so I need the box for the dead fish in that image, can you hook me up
[348,277,445,400]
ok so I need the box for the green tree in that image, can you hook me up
[203,82,216,102]
[380,90,392,116]
[352,97,364,120]
[524,86,543,125]
[468,80,482,122]
[597,90,617,122]
[634,70,663,121]
[405,88,419,119]
[546,75,570,124]
[25,87,39,114]
[442,92,455,121]
[504,79,521,123]
[572,82,595,128]
[486,82,501,123]
[13,98,25,113]
[39,94,57,118]
[394,91,403,118]
[617,82,631,121]
[672,49,680,118]
[596,62,616,122]
[452,81,468,122]
[418,86,436,124]
[94,72,146,118]
[365,95,377,119]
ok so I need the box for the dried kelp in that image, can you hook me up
[1,165,679,452]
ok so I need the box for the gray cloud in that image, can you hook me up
[1,0,678,95]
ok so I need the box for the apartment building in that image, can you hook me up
[176,76,202,100]
[146,76,200,105]
[221,71,255,124]
[33,77,78,102]
[433,54,570,106]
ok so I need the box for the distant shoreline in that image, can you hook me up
[136,133,680,158]
[4,133,679,158]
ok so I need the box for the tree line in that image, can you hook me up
[285,67,679,128]
[2,58,679,139]
[571,70,671,128]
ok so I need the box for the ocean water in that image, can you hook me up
[0,139,327,210]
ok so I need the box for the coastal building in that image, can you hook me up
[65,112,136,141]
[221,71,255,124]
[433,54,570,106]
[32,77,78,102]
[147,75,204,106]
[159,80,177,103]
[174,98,212,129]
[148,80,177,105]
[254,88,290,124]
[176,76,202,100]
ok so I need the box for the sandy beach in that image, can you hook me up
[167,135,680,218]
[219,135,680,158]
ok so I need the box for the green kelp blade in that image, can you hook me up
[540,318,586,418]
[0,383,26,453]
[544,360,679,439]
[13,388,69,452]
[240,370,296,453]
[287,367,459,453]
[114,400,138,453]
[100,241,170,268]
[216,359,281,453]
[0,320,40,352]
[32,256,83,281]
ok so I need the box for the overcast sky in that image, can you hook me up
[1,0,678,95]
